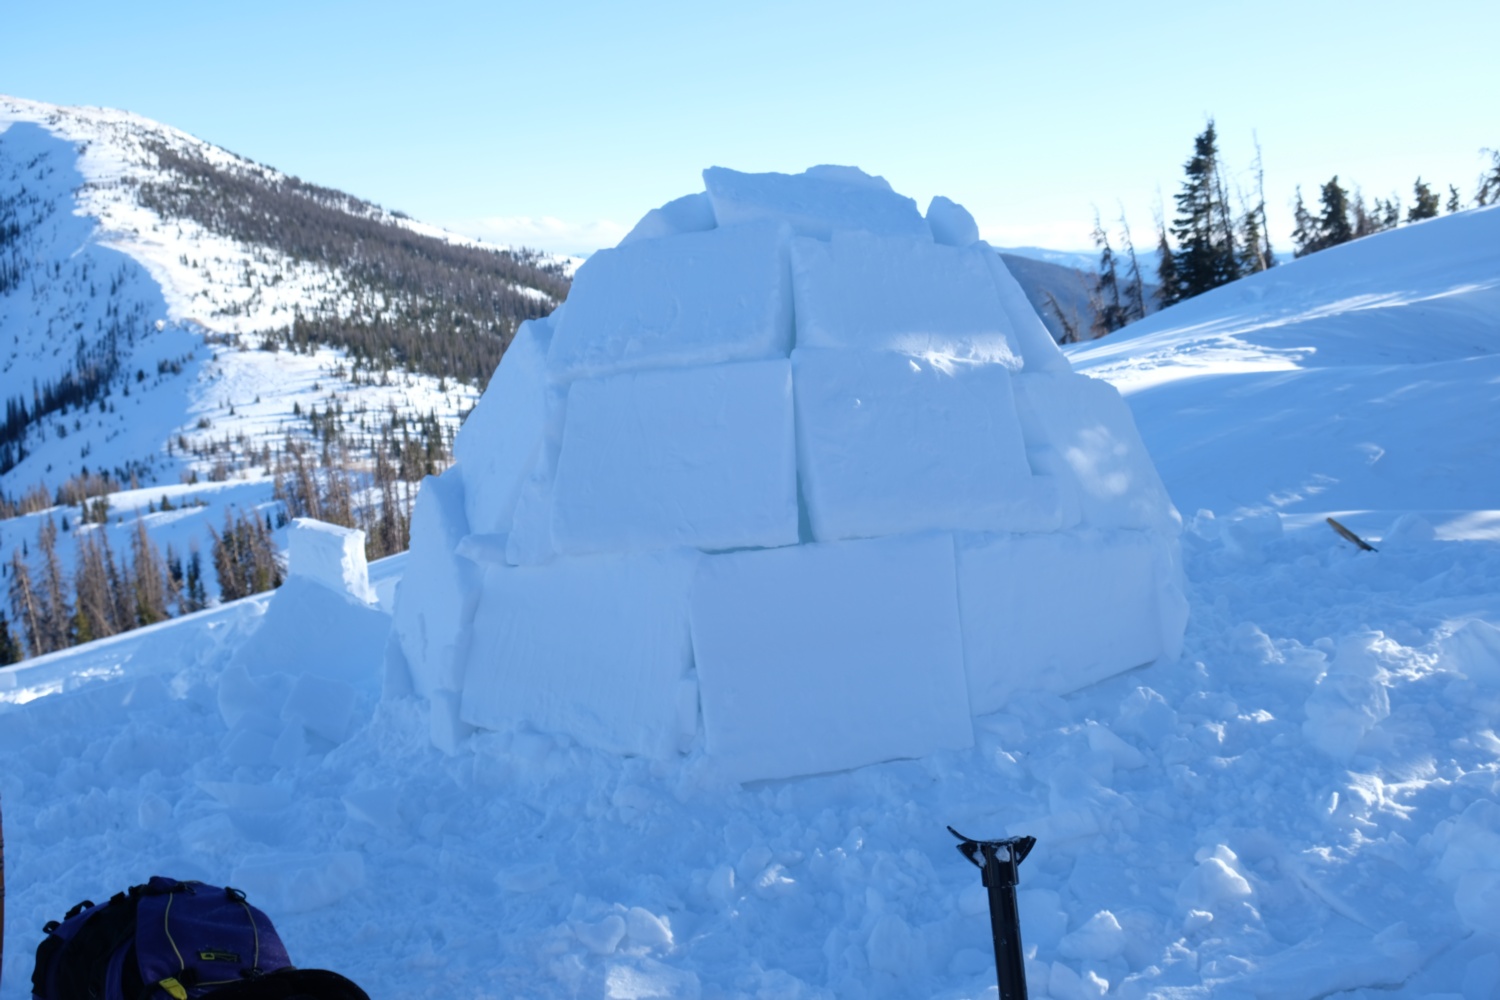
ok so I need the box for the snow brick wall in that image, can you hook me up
[389,166,1187,781]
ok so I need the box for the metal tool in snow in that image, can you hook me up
[948,825,1036,1000]
[1326,516,1377,552]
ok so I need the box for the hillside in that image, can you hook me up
[0,97,570,634]
[1,186,1498,998]
[0,95,567,495]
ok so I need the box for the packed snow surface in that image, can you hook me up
[2,194,1500,999]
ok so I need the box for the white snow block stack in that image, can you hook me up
[287,518,376,605]
[389,469,480,755]
[228,520,389,688]
[956,529,1165,713]
[453,317,553,537]
[619,192,717,245]
[926,195,980,247]
[461,550,700,758]
[791,233,1022,365]
[704,166,930,241]
[691,533,973,781]
[546,221,793,383]
[792,349,1063,539]
[551,360,798,554]
[1011,371,1178,532]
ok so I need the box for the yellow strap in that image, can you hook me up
[158,978,189,1000]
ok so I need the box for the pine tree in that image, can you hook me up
[1118,214,1147,323]
[36,517,71,652]
[73,530,119,643]
[1447,184,1464,213]
[1168,121,1241,299]
[129,518,169,626]
[1089,212,1129,337]
[1476,149,1500,207]
[1315,177,1354,249]
[1154,220,1181,307]
[1291,187,1316,258]
[0,610,21,664]
[8,550,43,658]
[1408,178,1440,222]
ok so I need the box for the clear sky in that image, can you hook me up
[4,1,1497,256]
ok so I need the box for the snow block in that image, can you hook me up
[790,233,1022,365]
[978,245,1071,373]
[228,577,391,685]
[504,386,570,566]
[926,195,979,247]
[703,166,929,241]
[792,349,1058,540]
[619,192,717,246]
[691,533,973,781]
[390,468,480,699]
[287,518,375,604]
[956,529,1167,713]
[546,221,793,383]
[552,359,798,555]
[460,549,699,758]
[280,674,357,744]
[1011,371,1179,532]
[453,316,552,537]
[230,852,365,914]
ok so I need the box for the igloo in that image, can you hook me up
[389,166,1187,779]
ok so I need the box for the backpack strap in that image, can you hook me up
[34,889,145,999]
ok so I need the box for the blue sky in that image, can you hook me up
[5,1,1497,255]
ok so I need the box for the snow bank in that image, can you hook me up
[389,165,1182,781]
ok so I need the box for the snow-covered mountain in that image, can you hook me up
[0,94,566,501]
[1,182,1498,998]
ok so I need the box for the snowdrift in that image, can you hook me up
[389,167,1186,779]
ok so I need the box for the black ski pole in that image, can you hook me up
[948,826,1036,1000]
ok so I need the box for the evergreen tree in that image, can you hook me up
[1447,184,1464,213]
[1315,176,1354,249]
[1168,121,1241,299]
[129,518,169,626]
[1154,220,1181,307]
[1118,214,1147,323]
[0,610,20,665]
[1408,178,1440,222]
[36,516,71,652]
[73,530,119,644]
[8,550,43,658]
[1477,149,1500,207]
[1291,187,1316,258]
[1089,212,1129,337]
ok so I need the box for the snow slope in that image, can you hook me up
[2,201,1500,999]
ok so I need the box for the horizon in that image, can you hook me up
[3,2,1497,256]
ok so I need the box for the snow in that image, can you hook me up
[791,348,1047,539]
[618,192,717,246]
[551,360,798,555]
[459,550,699,759]
[691,532,973,782]
[4,182,1500,999]
[285,518,375,604]
[545,221,793,383]
[790,233,1023,365]
[926,195,980,247]
[703,165,929,241]
[389,468,477,702]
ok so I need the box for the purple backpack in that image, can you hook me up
[31,877,295,999]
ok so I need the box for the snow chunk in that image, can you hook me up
[503,385,570,566]
[546,221,793,383]
[703,165,927,241]
[280,674,357,743]
[790,233,1021,365]
[1012,371,1179,531]
[460,550,698,757]
[287,518,375,604]
[957,529,1168,713]
[551,360,798,555]
[231,852,366,914]
[390,469,479,700]
[926,195,979,247]
[228,577,390,685]
[1437,619,1500,684]
[792,349,1052,540]
[620,192,717,246]
[453,317,552,536]
[691,533,972,781]
[1302,632,1392,761]
[1058,910,1126,961]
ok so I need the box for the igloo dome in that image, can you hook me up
[389,166,1186,782]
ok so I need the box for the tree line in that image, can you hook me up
[1076,124,1500,339]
